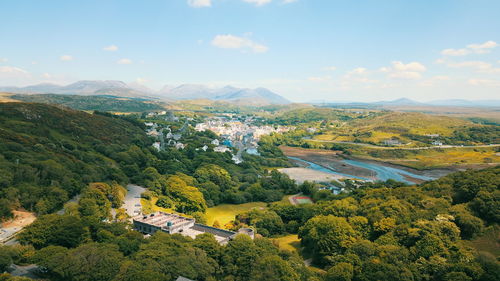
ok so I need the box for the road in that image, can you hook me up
[122,184,146,217]
[305,138,500,150]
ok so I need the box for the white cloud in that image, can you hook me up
[117,58,132,64]
[420,75,450,86]
[446,60,500,73]
[282,0,298,3]
[0,58,8,63]
[323,66,336,71]
[211,34,268,53]
[347,67,367,75]
[441,48,470,56]
[467,41,498,53]
[382,61,426,80]
[0,66,28,74]
[103,45,118,51]
[42,73,52,79]
[187,0,211,8]
[391,61,426,72]
[435,58,446,64]
[389,71,422,79]
[468,79,500,86]
[136,77,148,84]
[308,75,331,82]
[60,55,73,61]
[0,66,31,85]
[243,0,272,6]
[441,40,498,56]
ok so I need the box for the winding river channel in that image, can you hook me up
[288,156,434,184]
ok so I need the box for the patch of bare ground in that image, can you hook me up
[2,210,36,228]
[281,145,377,179]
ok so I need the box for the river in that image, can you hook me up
[288,156,434,184]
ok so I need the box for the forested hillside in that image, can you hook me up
[11,94,165,112]
[0,102,293,220]
[1,163,498,281]
[0,102,150,219]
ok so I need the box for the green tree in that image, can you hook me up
[249,255,300,281]
[325,262,354,281]
[299,215,358,264]
[18,214,88,249]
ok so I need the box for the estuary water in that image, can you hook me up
[288,156,434,184]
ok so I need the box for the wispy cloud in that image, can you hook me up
[347,67,367,76]
[187,0,211,8]
[103,45,118,51]
[323,66,337,71]
[0,58,8,63]
[60,55,73,61]
[117,58,132,64]
[468,78,500,86]
[211,34,268,53]
[0,66,28,74]
[381,61,426,80]
[243,0,272,6]
[446,60,500,73]
[441,40,498,56]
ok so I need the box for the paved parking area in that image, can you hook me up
[123,184,146,217]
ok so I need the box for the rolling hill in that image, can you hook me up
[11,94,166,112]
[1,80,290,105]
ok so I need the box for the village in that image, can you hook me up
[145,112,293,164]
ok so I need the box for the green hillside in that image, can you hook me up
[0,102,150,218]
[12,94,165,112]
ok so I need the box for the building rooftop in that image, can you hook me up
[134,212,194,230]
[133,212,254,244]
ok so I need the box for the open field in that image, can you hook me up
[308,111,499,147]
[206,202,267,227]
[385,105,500,123]
[353,146,500,170]
[273,234,301,252]
[466,225,500,257]
[0,92,20,103]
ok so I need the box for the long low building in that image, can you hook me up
[133,212,254,244]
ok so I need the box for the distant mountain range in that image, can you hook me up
[0,80,290,105]
[314,98,500,108]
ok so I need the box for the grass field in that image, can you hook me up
[466,225,500,257]
[0,93,20,103]
[206,202,267,227]
[273,234,301,252]
[312,112,475,146]
[353,146,500,169]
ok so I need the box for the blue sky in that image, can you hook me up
[1,0,499,102]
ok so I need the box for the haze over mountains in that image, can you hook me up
[0,80,290,105]
[1,80,499,107]
[314,97,500,107]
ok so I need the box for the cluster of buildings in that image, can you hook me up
[133,212,254,245]
[145,113,292,164]
[195,116,292,162]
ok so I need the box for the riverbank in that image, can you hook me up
[280,145,452,184]
[279,167,348,184]
[281,146,376,179]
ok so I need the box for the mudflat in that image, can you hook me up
[280,145,377,179]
